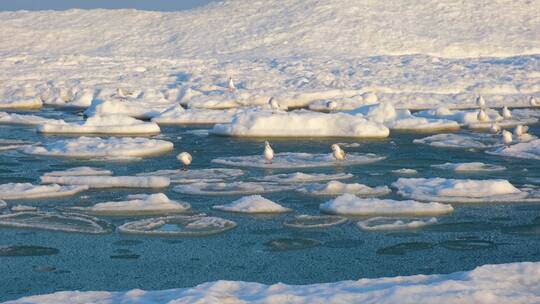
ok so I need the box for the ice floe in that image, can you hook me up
[487,139,540,160]
[0,111,66,126]
[23,137,173,159]
[283,215,348,229]
[152,105,244,125]
[213,195,291,214]
[137,168,244,184]
[10,205,37,212]
[431,162,506,172]
[43,166,113,177]
[414,133,504,149]
[84,99,171,119]
[392,168,418,175]
[0,200,6,209]
[298,181,391,197]
[0,212,112,234]
[0,139,36,151]
[41,175,170,189]
[254,172,353,184]
[393,178,540,203]
[212,152,384,169]
[173,182,294,196]
[37,114,161,135]
[212,109,389,138]
[0,183,88,200]
[71,193,190,216]
[357,217,438,231]
[118,215,236,236]
[320,194,453,216]
[0,97,42,110]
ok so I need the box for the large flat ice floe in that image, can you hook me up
[118,215,236,237]
[0,212,112,234]
[0,111,66,126]
[43,166,113,177]
[212,110,389,138]
[487,139,540,160]
[137,168,244,184]
[23,137,173,159]
[84,99,171,120]
[320,194,453,216]
[393,178,540,203]
[71,193,190,216]
[298,181,390,197]
[212,152,384,169]
[152,105,244,125]
[12,261,540,303]
[357,217,438,231]
[173,182,295,196]
[213,195,291,214]
[431,162,506,172]
[37,114,161,135]
[254,172,353,184]
[0,183,88,200]
[41,175,170,189]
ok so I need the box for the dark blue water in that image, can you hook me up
[0,107,539,301]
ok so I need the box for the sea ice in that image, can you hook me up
[213,195,291,213]
[37,114,161,135]
[84,99,171,119]
[254,172,353,184]
[413,133,503,149]
[152,105,244,125]
[173,182,294,196]
[43,166,113,177]
[431,162,506,172]
[487,139,540,160]
[357,217,438,231]
[118,215,236,236]
[137,168,244,184]
[0,111,66,126]
[298,181,390,196]
[283,215,348,229]
[0,212,112,234]
[41,175,170,189]
[0,183,88,200]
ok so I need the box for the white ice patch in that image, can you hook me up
[254,172,353,184]
[0,200,6,209]
[487,139,540,160]
[283,215,348,229]
[320,194,453,216]
[393,177,540,203]
[173,182,294,196]
[0,111,66,126]
[41,175,170,189]
[24,137,173,159]
[37,114,160,135]
[414,133,503,149]
[213,195,291,213]
[10,205,37,212]
[212,152,384,169]
[212,109,389,138]
[0,212,112,234]
[43,166,113,177]
[137,168,244,184]
[392,169,418,175]
[0,139,36,151]
[431,162,506,172]
[298,181,390,197]
[118,215,236,236]
[152,105,244,125]
[0,183,88,200]
[84,99,171,119]
[72,193,190,216]
[357,217,438,231]
[0,97,42,110]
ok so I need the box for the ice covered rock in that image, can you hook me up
[0,183,88,200]
[41,175,170,189]
[37,114,161,135]
[357,217,438,231]
[254,172,353,184]
[173,182,294,196]
[43,166,113,177]
[431,162,506,172]
[23,137,173,159]
[487,139,540,160]
[137,168,244,184]
[298,181,390,196]
[118,215,236,236]
[0,212,112,234]
[320,194,453,216]
[213,195,291,213]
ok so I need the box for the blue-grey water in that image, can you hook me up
[0,107,539,301]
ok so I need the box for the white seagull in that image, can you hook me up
[177,152,192,171]
[490,123,501,134]
[269,97,281,112]
[331,144,346,161]
[514,125,529,137]
[477,109,489,122]
[476,96,486,108]
[264,141,274,164]
[228,77,236,93]
[116,88,129,100]
[502,130,513,145]
[326,101,338,113]
[501,106,512,119]
[530,96,539,107]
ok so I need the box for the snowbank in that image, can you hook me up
[213,195,291,214]
[37,114,161,135]
[0,183,88,200]
[41,175,170,189]
[298,181,390,196]
[74,193,190,216]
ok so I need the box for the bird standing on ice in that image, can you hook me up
[490,123,501,134]
[177,152,192,171]
[116,88,129,100]
[530,96,539,107]
[502,130,513,145]
[326,101,338,113]
[501,106,512,119]
[476,96,486,108]
[477,109,489,122]
[331,144,346,161]
[264,141,274,164]
[269,97,280,113]
[228,77,236,93]
[514,125,529,137]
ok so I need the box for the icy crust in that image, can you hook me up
[414,133,503,149]
[37,114,161,135]
[298,181,391,197]
[0,183,88,200]
[84,99,171,119]
[487,139,540,160]
[173,182,295,196]
[0,212,112,234]
[255,172,353,184]
[41,175,170,189]
[393,178,540,203]
[152,105,244,125]
[357,217,438,231]
[43,166,113,177]
[211,110,389,138]
[72,194,190,216]
[212,152,384,169]
[0,97,42,110]
[320,194,453,216]
[137,168,244,184]
[213,195,291,214]
[431,162,506,172]
[0,111,66,126]
[118,215,236,237]
[23,137,173,159]
[283,215,348,229]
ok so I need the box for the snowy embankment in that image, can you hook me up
[8,262,540,304]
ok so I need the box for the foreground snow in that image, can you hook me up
[8,261,540,304]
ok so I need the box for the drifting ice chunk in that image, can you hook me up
[43,166,113,177]
[357,217,438,231]
[0,212,112,234]
[152,105,244,125]
[320,194,453,216]
[72,193,190,216]
[118,215,236,236]
[0,200,6,209]
[487,139,540,160]
[23,137,173,159]
[213,195,291,213]
[84,99,169,119]
[212,152,384,169]
[137,168,244,184]
[392,169,418,175]
[212,109,389,138]
[393,177,540,203]
[255,172,353,184]
[414,133,503,149]
[417,107,538,129]
[298,181,390,196]
[41,175,170,189]
[0,139,36,151]
[173,182,294,195]
[431,162,506,172]
[11,205,37,212]
[283,215,348,229]
[37,115,161,135]
[0,183,88,200]
[0,112,66,126]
